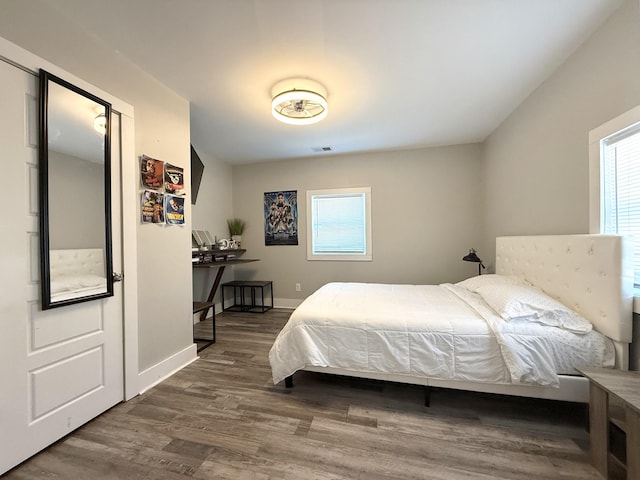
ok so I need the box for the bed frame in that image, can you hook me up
[288,235,633,403]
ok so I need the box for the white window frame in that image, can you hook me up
[306,187,372,261]
[589,105,640,235]
[589,105,640,297]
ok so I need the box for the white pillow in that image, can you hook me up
[456,274,530,293]
[475,283,593,334]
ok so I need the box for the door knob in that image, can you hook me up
[112,272,124,282]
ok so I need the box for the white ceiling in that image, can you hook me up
[47,0,624,164]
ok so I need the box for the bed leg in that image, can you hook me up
[424,386,431,408]
[285,375,293,388]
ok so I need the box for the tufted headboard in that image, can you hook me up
[496,234,633,369]
[50,248,105,278]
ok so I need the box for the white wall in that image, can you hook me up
[0,1,194,374]
[232,144,485,305]
[483,0,640,255]
[190,147,235,312]
[482,0,640,367]
[48,151,104,249]
[2,0,636,371]
[191,149,234,240]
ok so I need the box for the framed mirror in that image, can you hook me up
[39,69,114,309]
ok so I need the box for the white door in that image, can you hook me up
[0,59,124,474]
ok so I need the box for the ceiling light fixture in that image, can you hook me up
[93,113,107,134]
[271,78,328,126]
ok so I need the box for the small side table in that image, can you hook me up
[577,367,640,480]
[222,280,273,313]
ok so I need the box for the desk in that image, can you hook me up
[577,367,640,479]
[192,257,258,351]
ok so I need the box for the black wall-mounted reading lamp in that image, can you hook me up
[463,248,486,275]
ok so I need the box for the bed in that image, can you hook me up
[49,248,108,302]
[269,235,634,403]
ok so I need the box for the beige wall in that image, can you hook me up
[190,148,235,310]
[48,151,104,249]
[482,0,640,260]
[232,144,485,304]
[0,1,193,372]
[482,0,640,368]
[2,0,636,370]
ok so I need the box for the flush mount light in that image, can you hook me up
[271,78,328,125]
[93,113,107,134]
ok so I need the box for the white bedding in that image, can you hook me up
[268,282,614,387]
[50,274,107,302]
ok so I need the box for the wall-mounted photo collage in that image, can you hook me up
[139,154,185,225]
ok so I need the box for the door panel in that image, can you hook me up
[28,301,102,349]
[0,59,124,475]
[30,346,104,420]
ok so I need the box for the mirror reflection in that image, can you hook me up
[39,70,114,309]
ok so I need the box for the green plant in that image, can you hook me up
[227,218,246,236]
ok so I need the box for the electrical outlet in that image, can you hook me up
[295,283,301,292]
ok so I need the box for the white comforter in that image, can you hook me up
[268,282,614,387]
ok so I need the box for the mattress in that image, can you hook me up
[268,282,614,387]
[50,274,107,302]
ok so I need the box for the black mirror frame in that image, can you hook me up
[39,69,114,309]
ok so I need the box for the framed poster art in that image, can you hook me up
[264,190,298,245]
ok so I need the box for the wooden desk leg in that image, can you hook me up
[199,266,226,323]
[589,382,609,479]
[195,266,226,348]
[626,406,640,480]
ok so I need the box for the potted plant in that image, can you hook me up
[227,218,246,247]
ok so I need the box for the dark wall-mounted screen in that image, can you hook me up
[191,145,204,205]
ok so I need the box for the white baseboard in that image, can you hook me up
[137,343,198,394]
[194,299,299,320]
[274,298,300,309]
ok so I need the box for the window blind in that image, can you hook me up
[311,193,366,254]
[602,123,640,285]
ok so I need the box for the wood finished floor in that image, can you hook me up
[5,309,611,480]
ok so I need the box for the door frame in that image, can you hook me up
[0,36,139,399]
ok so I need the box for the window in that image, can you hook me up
[590,106,640,286]
[306,187,372,261]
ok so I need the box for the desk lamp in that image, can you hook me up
[463,248,486,275]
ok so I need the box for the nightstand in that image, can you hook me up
[577,367,640,480]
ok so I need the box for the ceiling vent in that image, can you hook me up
[311,146,333,153]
